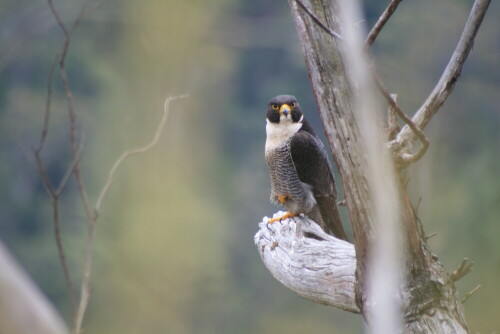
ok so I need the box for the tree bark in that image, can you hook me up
[253,0,482,332]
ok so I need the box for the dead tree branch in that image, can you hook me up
[386,93,400,140]
[364,0,490,168]
[30,0,91,317]
[365,0,403,47]
[391,0,491,155]
[255,213,359,313]
[461,284,481,304]
[94,94,188,214]
[49,0,93,222]
[298,0,430,169]
[35,57,57,155]
[449,258,474,283]
[33,58,78,313]
[362,0,430,167]
[374,75,430,167]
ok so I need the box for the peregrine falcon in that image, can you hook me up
[264,95,348,241]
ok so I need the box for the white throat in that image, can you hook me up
[265,116,303,153]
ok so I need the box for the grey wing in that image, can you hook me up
[289,131,336,197]
[290,132,348,240]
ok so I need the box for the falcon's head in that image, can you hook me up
[265,95,304,151]
[266,95,303,124]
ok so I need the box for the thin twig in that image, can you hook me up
[375,75,429,166]
[393,0,491,148]
[51,197,78,310]
[32,50,80,313]
[49,0,93,221]
[365,0,403,47]
[61,68,92,221]
[73,217,96,334]
[424,232,437,241]
[295,0,343,40]
[40,1,110,332]
[35,57,58,154]
[33,151,56,196]
[55,133,86,196]
[48,0,70,38]
[72,94,187,334]
[33,149,78,310]
[449,258,474,282]
[386,93,400,140]
[94,94,188,213]
[45,0,96,326]
[461,284,481,304]
[363,0,425,166]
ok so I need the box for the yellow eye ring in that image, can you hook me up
[290,102,296,108]
[271,104,279,110]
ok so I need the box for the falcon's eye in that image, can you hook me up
[271,104,279,110]
[290,102,296,108]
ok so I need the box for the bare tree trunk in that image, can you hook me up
[254,0,489,332]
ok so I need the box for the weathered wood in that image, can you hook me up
[255,212,359,313]
[0,241,69,334]
[287,0,375,296]
[254,213,469,333]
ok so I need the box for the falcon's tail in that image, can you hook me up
[316,195,348,241]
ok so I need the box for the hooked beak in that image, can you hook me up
[279,104,291,116]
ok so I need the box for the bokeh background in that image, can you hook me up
[1,0,498,333]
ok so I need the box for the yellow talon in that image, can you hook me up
[268,212,298,224]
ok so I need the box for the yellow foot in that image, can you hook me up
[268,212,298,224]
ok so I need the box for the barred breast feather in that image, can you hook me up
[265,138,310,206]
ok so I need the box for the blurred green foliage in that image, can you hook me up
[0,0,498,333]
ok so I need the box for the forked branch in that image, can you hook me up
[375,76,429,167]
[364,0,490,168]
[31,0,92,317]
[391,0,491,153]
[296,0,429,168]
